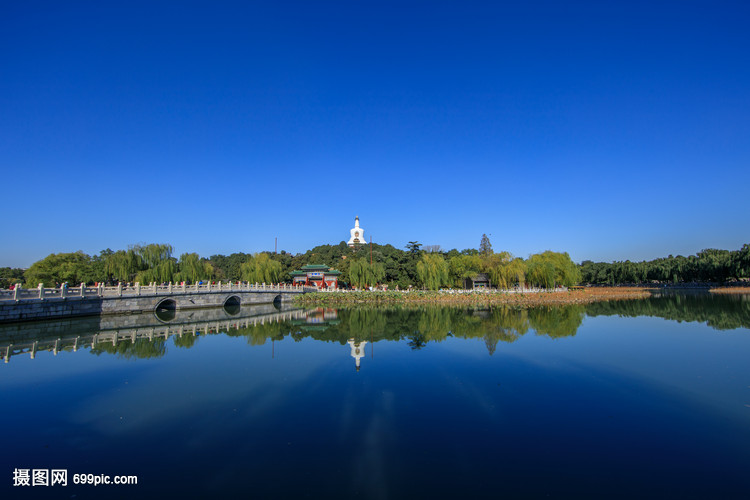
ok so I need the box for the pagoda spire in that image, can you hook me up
[348,216,364,247]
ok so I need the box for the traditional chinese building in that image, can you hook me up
[464,273,491,289]
[289,264,342,289]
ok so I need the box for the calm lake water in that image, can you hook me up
[2,293,749,499]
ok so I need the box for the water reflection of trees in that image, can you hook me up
[297,305,583,349]
[74,293,749,359]
[91,338,167,359]
[528,306,585,339]
[584,292,750,330]
[84,306,586,359]
[173,333,199,349]
[229,320,290,346]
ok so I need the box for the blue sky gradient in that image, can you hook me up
[2,1,748,267]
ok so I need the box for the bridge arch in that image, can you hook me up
[154,298,177,322]
[273,294,283,309]
[223,295,241,316]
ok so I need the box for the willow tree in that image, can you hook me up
[136,261,177,284]
[483,252,526,289]
[132,244,178,284]
[526,251,580,288]
[104,249,142,282]
[176,253,214,283]
[241,253,282,283]
[348,259,385,288]
[448,254,482,288]
[417,253,449,290]
[133,243,174,268]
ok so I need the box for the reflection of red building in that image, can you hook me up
[289,264,341,289]
[305,308,339,324]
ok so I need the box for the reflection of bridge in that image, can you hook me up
[0,282,318,322]
[0,303,307,363]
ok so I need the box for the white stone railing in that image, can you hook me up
[0,282,316,303]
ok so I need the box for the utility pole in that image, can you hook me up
[275,237,277,254]
[370,236,373,265]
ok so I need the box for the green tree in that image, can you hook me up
[24,251,93,287]
[133,244,177,284]
[483,252,526,289]
[526,251,580,288]
[406,241,422,255]
[176,253,214,283]
[208,253,250,281]
[348,259,385,288]
[103,249,142,283]
[417,253,449,290]
[734,244,750,279]
[241,253,282,283]
[448,254,482,288]
[0,267,26,288]
[479,234,493,256]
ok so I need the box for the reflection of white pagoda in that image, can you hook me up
[347,216,365,247]
[347,339,367,372]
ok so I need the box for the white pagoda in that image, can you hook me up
[347,216,365,247]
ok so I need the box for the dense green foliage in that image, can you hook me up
[240,253,282,283]
[22,244,216,287]
[9,237,750,289]
[348,258,385,289]
[526,251,581,288]
[176,253,214,283]
[580,244,750,284]
[0,267,25,288]
[25,251,99,287]
[417,253,450,290]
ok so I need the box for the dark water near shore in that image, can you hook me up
[2,293,749,499]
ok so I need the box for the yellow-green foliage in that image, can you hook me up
[526,251,581,288]
[241,253,282,283]
[175,253,214,283]
[448,254,482,287]
[348,259,385,288]
[417,253,449,290]
[482,252,526,289]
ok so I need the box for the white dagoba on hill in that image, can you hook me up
[347,216,365,247]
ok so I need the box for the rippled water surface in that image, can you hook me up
[2,293,749,499]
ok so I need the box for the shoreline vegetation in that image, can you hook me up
[709,287,750,294]
[2,238,748,292]
[294,287,653,307]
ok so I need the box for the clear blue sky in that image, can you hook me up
[2,1,748,268]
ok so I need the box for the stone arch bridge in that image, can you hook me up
[0,282,317,323]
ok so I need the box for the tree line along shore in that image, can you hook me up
[2,237,749,292]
